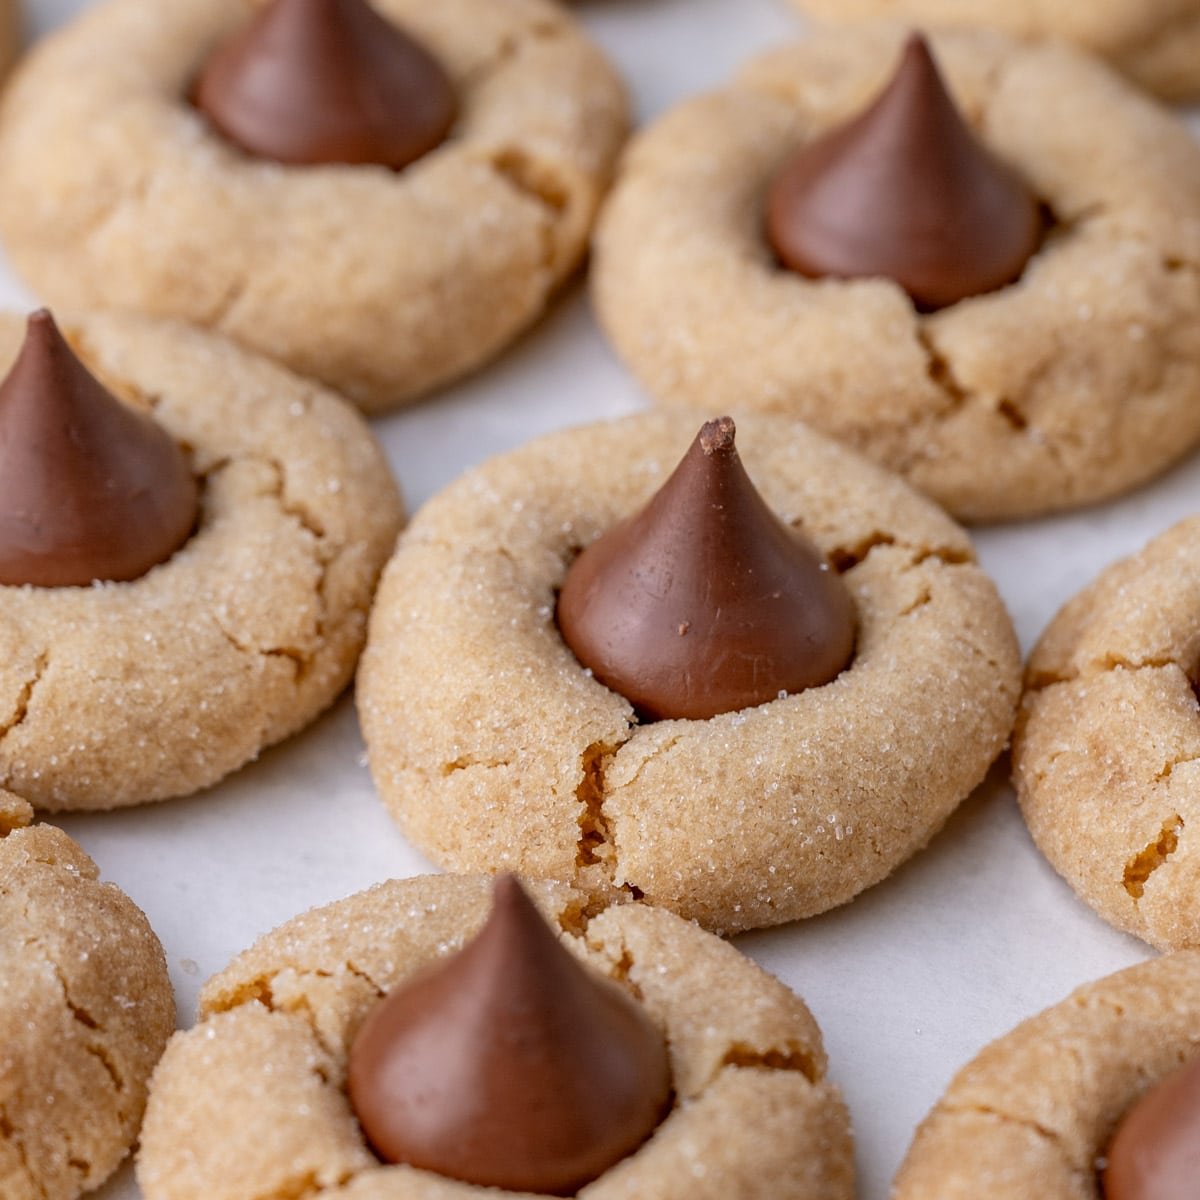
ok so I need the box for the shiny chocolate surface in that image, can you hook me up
[0,311,197,587]
[347,876,672,1194]
[557,417,856,721]
[194,0,456,169]
[767,34,1042,310]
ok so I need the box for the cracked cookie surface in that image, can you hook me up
[0,796,175,1200]
[0,0,628,413]
[0,311,403,811]
[591,25,1200,522]
[138,872,854,1200]
[787,0,1200,100]
[357,411,1021,934]
[1014,517,1200,950]
[892,951,1200,1198]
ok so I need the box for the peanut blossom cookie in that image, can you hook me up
[788,0,1200,101]
[892,951,1200,1199]
[0,309,402,811]
[1013,517,1200,951]
[0,0,628,413]
[592,26,1200,522]
[139,873,854,1200]
[358,411,1020,934]
[0,792,175,1200]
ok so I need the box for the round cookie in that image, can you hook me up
[0,311,403,811]
[137,873,855,1200]
[591,25,1200,522]
[892,951,1200,1198]
[1013,517,1200,951]
[357,411,1021,934]
[788,0,1200,101]
[0,0,628,413]
[0,792,175,1200]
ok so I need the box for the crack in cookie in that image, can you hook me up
[1123,814,1185,899]
[0,653,48,748]
[1016,517,1200,948]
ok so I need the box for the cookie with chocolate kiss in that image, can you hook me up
[1104,1055,1200,1200]
[139,872,855,1200]
[593,26,1200,520]
[766,34,1042,311]
[193,0,457,169]
[892,953,1200,1200]
[0,310,197,587]
[0,0,627,414]
[557,416,856,721]
[347,875,672,1194]
[359,410,1021,932]
[0,309,403,813]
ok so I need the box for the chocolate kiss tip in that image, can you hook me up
[193,0,457,170]
[902,29,937,66]
[765,28,1042,311]
[491,871,523,903]
[557,420,856,722]
[699,415,736,455]
[0,310,198,588]
[1103,1055,1200,1200]
[346,875,672,1194]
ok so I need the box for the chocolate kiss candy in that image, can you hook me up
[557,417,856,722]
[347,875,672,1194]
[766,33,1042,311]
[193,0,457,169]
[0,311,198,588]
[1103,1056,1200,1200]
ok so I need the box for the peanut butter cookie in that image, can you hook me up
[0,793,175,1200]
[1014,517,1200,950]
[138,873,854,1200]
[789,0,1200,100]
[0,0,628,412]
[592,26,1200,521]
[893,952,1200,1198]
[358,411,1020,934]
[0,311,402,810]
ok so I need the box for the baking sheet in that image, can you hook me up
[7,0,1193,1196]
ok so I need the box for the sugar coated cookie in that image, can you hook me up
[358,411,1020,934]
[0,311,403,810]
[893,951,1200,1198]
[789,0,1200,101]
[592,26,1200,521]
[1014,517,1200,951]
[0,0,628,412]
[138,874,854,1200]
[0,794,175,1200]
